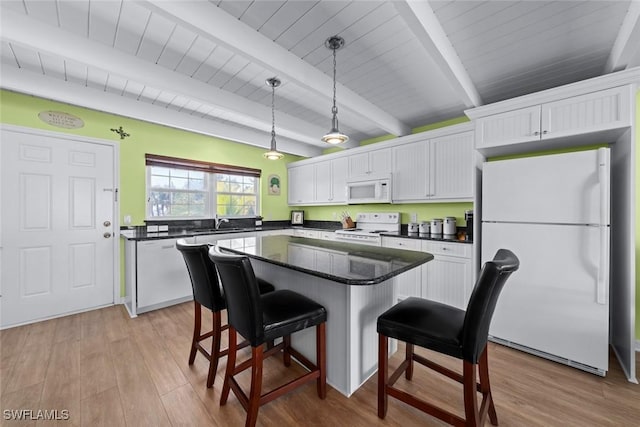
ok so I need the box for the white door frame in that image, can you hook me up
[0,123,121,317]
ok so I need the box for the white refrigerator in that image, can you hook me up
[481,148,610,375]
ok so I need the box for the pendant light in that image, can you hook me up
[321,36,349,145]
[263,77,284,160]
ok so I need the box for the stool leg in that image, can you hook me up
[206,311,222,388]
[246,345,264,427]
[189,301,201,365]
[283,335,291,367]
[479,346,498,425]
[220,326,237,406]
[316,323,326,399]
[405,343,414,380]
[463,360,480,427]
[377,333,388,419]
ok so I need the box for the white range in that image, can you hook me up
[334,212,401,246]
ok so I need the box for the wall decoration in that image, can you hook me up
[38,111,84,129]
[110,126,131,139]
[291,210,304,225]
[267,174,281,195]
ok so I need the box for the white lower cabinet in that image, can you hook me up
[381,237,473,308]
[421,241,473,310]
[135,237,194,313]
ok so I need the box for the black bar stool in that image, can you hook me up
[176,239,274,388]
[208,245,327,427]
[377,249,519,427]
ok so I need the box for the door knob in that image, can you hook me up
[103,232,112,238]
[103,221,111,227]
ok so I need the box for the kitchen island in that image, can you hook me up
[214,234,433,397]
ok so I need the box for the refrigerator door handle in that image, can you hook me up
[596,148,610,305]
[598,147,610,225]
[597,226,609,305]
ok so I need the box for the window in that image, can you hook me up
[146,154,260,219]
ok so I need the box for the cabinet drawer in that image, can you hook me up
[421,241,470,258]
[382,237,422,251]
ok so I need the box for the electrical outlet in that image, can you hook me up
[410,213,417,222]
[124,215,131,225]
[333,212,337,220]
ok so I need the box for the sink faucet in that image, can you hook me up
[214,214,229,230]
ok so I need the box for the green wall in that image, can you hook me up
[0,89,300,225]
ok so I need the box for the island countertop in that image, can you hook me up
[215,234,434,286]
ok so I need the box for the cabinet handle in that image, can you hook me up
[542,130,548,135]
[533,131,540,136]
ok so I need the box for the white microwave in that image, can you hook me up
[346,175,392,204]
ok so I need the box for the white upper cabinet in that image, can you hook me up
[429,131,474,200]
[392,140,429,201]
[475,86,631,151]
[288,157,347,205]
[287,122,474,205]
[392,131,473,202]
[288,163,315,205]
[348,147,391,178]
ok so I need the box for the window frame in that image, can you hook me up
[145,154,261,221]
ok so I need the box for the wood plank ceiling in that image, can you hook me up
[1,1,639,157]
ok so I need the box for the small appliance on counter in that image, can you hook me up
[419,221,430,234]
[444,217,457,235]
[407,222,419,233]
[430,218,443,235]
[465,210,474,240]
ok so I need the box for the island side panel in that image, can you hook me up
[251,258,397,397]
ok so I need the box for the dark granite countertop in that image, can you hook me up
[120,225,290,241]
[381,230,473,244]
[215,235,434,286]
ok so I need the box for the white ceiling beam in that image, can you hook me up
[140,0,412,137]
[0,8,327,147]
[605,0,640,73]
[0,65,322,158]
[393,0,482,108]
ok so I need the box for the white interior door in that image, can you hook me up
[1,127,116,328]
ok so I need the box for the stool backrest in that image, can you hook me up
[461,249,520,363]
[176,239,225,312]
[208,246,265,347]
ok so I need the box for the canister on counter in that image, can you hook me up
[419,221,430,234]
[408,222,419,233]
[430,218,443,235]
[444,216,457,235]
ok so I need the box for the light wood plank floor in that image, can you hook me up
[1,303,638,426]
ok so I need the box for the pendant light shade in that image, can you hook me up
[322,36,349,145]
[264,77,284,160]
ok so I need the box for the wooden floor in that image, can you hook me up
[1,303,638,426]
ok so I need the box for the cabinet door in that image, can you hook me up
[315,160,332,203]
[137,239,193,310]
[369,148,392,176]
[288,164,315,204]
[348,152,370,177]
[330,157,348,203]
[541,86,631,139]
[392,140,429,202]
[382,237,422,301]
[348,148,391,177]
[475,105,541,149]
[429,132,474,200]
[423,256,472,310]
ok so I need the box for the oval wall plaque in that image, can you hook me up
[38,111,84,129]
